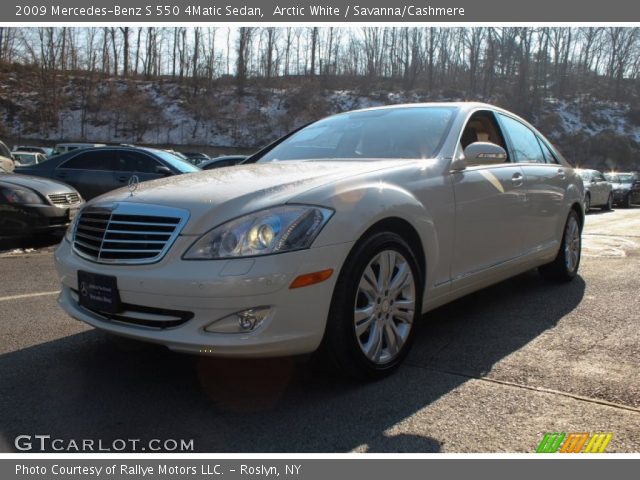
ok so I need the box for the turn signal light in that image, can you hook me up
[289,269,334,289]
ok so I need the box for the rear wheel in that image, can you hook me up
[584,194,591,212]
[539,210,581,282]
[319,232,422,379]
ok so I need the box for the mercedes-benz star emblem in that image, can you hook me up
[80,281,89,297]
[128,175,140,196]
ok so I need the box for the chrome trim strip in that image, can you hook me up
[105,229,171,236]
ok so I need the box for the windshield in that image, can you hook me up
[257,106,458,163]
[605,173,634,184]
[147,149,200,173]
[13,153,36,165]
[578,171,591,180]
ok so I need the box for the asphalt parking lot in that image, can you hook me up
[0,208,639,453]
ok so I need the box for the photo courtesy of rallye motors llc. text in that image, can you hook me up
[15,463,301,476]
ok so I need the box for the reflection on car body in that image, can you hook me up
[199,155,248,170]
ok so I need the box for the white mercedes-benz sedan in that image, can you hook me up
[55,103,584,378]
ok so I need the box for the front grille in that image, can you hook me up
[49,192,81,206]
[72,203,189,264]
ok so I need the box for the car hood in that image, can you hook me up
[0,173,78,195]
[90,160,406,235]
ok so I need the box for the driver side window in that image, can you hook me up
[115,151,161,173]
[459,111,510,162]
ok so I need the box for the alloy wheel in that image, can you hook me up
[564,215,581,273]
[353,250,416,365]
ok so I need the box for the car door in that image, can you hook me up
[55,149,119,199]
[450,110,529,285]
[497,113,567,252]
[592,171,609,205]
[112,150,166,189]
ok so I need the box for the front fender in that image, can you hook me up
[296,181,440,290]
[566,173,586,222]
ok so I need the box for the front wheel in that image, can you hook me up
[319,232,422,379]
[539,210,581,282]
[603,193,613,211]
[623,193,632,208]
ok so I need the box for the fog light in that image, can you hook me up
[205,306,273,334]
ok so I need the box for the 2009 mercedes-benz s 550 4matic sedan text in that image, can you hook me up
[55,103,585,378]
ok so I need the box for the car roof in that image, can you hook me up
[339,101,504,115]
[55,142,106,147]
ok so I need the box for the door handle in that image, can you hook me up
[557,169,566,179]
[511,172,524,187]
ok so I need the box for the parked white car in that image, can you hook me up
[51,143,106,156]
[12,151,48,166]
[55,103,585,378]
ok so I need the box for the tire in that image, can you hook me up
[318,231,423,380]
[603,193,613,211]
[584,193,591,213]
[539,210,581,282]
[623,193,631,209]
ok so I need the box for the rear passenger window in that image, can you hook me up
[537,138,558,164]
[60,150,115,170]
[498,114,546,164]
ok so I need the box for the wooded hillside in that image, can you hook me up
[1,27,639,170]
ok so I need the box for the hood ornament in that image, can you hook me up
[128,175,140,196]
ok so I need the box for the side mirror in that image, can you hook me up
[462,142,508,167]
[155,165,173,176]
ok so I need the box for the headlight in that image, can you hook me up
[184,205,333,259]
[1,187,43,205]
[64,210,81,243]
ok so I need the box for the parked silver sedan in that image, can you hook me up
[55,103,585,379]
[576,169,613,212]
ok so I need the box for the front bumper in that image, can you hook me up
[612,190,629,203]
[0,203,80,237]
[54,237,353,358]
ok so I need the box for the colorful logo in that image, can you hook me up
[536,432,612,453]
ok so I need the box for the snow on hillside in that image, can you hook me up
[551,98,640,144]
[2,76,640,157]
